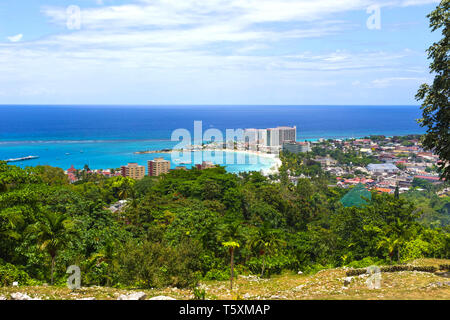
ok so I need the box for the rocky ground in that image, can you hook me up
[0,258,449,300]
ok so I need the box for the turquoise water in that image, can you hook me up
[0,139,275,173]
[0,105,425,172]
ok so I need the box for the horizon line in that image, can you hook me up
[0,104,422,107]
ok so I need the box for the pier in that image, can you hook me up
[4,156,39,163]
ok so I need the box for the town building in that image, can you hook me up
[283,141,312,154]
[195,161,215,170]
[367,163,399,174]
[266,126,297,147]
[148,158,171,176]
[121,163,146,180]
[314,156,337,167]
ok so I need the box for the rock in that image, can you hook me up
[78,297,96,300]
[343,277,353,286]
[0,296,6,300]
[148,296,176,300]
[243,293,251,299]
[117,292,147,300]
[297,271,303,275]
[358,273,369,278]
[10,293,41,300]
[12,282,19,287]
[293,285,305,291]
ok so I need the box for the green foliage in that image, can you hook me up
[247,254,299,277]
[192,287,206,300]
[0,263,38,287]
[117,240,202,289]
[346,257,385,269]
[0,153,449,289]
[301,263,333,275]
[204,269,230,281]
[416,0,450,180]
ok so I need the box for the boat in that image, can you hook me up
[65,153,71,156]
[4,156,39,163]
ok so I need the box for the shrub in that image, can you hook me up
[117,239,202,289]
[0,263,37,287]
[247,254,299,277]
[346,257,384,269]
[301,263,333,275]
[192,287,206,300]
[204,269,230,281]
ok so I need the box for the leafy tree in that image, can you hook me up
[416,0,450,180]
[248,224,286,277]
[28,211,76,284]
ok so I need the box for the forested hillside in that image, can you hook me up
[0,160,448,289]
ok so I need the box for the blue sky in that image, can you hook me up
[0,0,443,105]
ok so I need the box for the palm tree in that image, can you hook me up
[248,224,286,277]
[30,211,76,285]
[376,235,400,263]
[222,241,240,290]
[88,240,117,286]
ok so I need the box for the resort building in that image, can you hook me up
[266,126,297,147]
[283,141,311,154]
[148,158,171,176]
[277,126,297,145]
[243,128,268,147]
[367,163,399,174]
[315,156,337,167]
[121,163,146,180]
[195,161,216,170]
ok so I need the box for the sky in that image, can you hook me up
[0,0,443,105]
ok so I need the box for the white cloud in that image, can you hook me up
[370,76,427,88]
[7,34,23,42]
[0,0,438,103]
[400,0,440,7]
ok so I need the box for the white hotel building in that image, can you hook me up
[243,126,297,153]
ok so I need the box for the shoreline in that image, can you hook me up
[136,148,281,175]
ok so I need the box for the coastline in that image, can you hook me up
[153,147,281,175]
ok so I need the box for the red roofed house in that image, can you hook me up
[67,165,76,174]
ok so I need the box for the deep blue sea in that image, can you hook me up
[0,105,425,173]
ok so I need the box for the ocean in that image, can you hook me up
[0,105,425,173]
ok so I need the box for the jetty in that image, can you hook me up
[4,156,39,163]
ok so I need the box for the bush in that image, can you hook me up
[117,239,202,289]
[247,254,300,277]
[301,263,333,275]
[0,263,37,287]
[346,257,384,269]
[401,239,433,262]
[204,269,230,281]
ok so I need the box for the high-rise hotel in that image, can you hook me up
[148,158,171,176]
[121,163,146,180]
[244,126,297,148]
